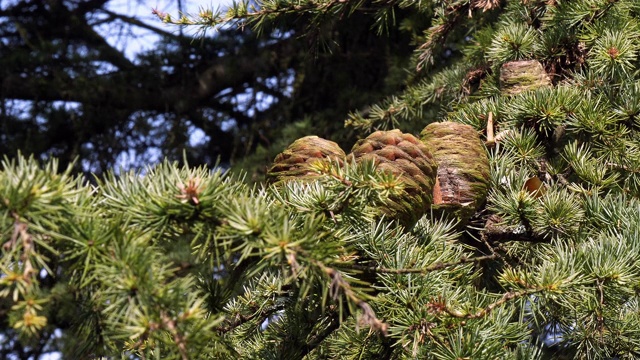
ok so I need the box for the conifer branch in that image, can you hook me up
[345,64,472,131]
[153,0,355,30]
[416,2,469,71]
[8,0,640,355]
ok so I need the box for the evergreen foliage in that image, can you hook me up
[4,0,640,359]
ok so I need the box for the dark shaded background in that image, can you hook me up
[0,0,415,181]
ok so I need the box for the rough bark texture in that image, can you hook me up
[350,129,438,227]
[267,136,346,184]
[499,60,552,95]
[421,122,490,224]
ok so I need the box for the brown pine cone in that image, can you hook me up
[267,136,346,184]
[350,129,438,226]
[420,122,490,223]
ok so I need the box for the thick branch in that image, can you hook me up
[74,0,110,15]
[5,0,135,71]
[75,19,136,71]
[1,38,296,116]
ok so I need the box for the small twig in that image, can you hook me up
[6,213,36,281]
[217,305,286,334]
[154,0,348,28]
[606,162,640,173]
[160,311,189,360]
[4,219,20,251]
[299,311,341,359]
[478,229,499,257]
[416,2,469,70]
[555,173,570,186]
[485,111,495,147]
[309,259,388,335]
[343,254,498,275]
[129,330,151,355]
[494,129,513,143]
[596,280,605,340]
[481,214,547,243]
[445,288,542,319]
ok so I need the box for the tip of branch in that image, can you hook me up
[358,302,389,336]
[151,8,169,21]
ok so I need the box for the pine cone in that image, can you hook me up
[350,129,438,226]
[267,136,346,184]
[420,122,490,223]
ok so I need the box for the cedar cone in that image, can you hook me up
[267,136,346,184]
[350,129,438,226]
[420,122,490,223]
[499,60,552,96]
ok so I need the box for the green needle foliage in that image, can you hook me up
[5,0,640,359]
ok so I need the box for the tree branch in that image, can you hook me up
[481,214,547,243]
[216,304,286,334]
[343,254,498,274]
[78,21,137,71]
[160,311,189,360]
[98,8,185,42]
[444,288,542,319]
[153,0,352,28]
[1,36,296,116]
[299,311,341,358]
[308,257,388,335]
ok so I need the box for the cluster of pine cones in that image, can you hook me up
[267,122,490,227]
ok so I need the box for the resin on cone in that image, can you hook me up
[350,129,438,226]
[421,122,490,223]
[267,136,346,184]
